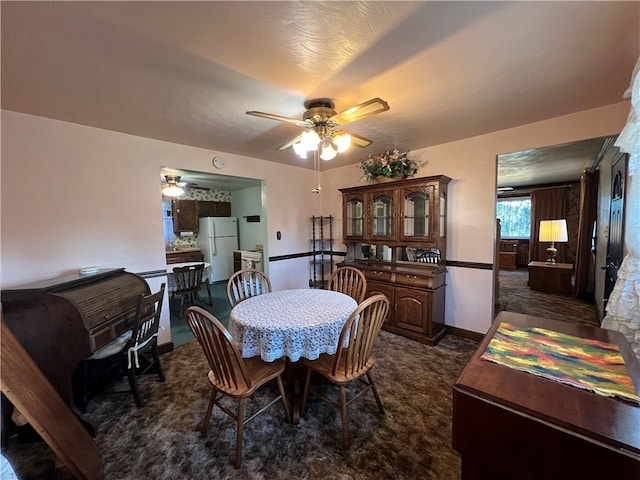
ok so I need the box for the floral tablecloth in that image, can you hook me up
[229,289,358,362]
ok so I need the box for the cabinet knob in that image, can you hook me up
[406,274,417,281]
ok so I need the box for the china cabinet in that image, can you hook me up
[339,175,451,345]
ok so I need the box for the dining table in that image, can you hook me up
[228,288,358,422]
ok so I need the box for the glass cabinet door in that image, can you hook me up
[344,195,365,240]
[370,192,395,239]
[400,185,435,242]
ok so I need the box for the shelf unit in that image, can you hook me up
[309,215,334,289]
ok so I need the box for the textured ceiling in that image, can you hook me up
[2,1,638,186]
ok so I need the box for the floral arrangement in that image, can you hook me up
[358,149,419,182]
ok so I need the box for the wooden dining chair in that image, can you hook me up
[300,294,390,449]
[172,263,205,313]
[328,266,367,303]
[226,268,272,307]
[186,306,290,468]
[75,284,167,411]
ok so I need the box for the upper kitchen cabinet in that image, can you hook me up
[172,199,198,233]
[198,201,231,217]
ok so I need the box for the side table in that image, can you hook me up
[527,261,573,295]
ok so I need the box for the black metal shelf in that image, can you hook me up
[310,215,334,289]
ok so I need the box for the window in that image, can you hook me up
[497,197,531,238]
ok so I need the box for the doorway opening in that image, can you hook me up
[160,167,266,346]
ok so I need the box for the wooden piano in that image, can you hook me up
[1,268,150,417]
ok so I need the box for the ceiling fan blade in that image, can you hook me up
[330,97,390,125]
[246,111,310,128]
[276,134,303,151]
[334,130,374,148]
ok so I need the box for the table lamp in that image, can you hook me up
[539,219,568,265]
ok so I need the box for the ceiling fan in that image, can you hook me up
[161,175,209,197]
[246,97,390,160]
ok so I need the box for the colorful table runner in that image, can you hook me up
[481,322,640,404]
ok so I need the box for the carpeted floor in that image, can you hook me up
[3,331,478,480]
[497,268,600,327]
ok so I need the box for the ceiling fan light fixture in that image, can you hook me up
[293,142,307,159]
[320,144,337,161]
[334,133,351,153]
[162,175,185,197]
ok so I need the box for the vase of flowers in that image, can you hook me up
[358,150,420,183]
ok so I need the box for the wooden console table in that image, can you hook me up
[528,261,573,294]
[452,311,640,480]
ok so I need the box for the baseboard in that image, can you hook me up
[158,342,174,355]
[446,325,485,342]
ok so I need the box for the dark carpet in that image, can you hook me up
[497,268,600,327]
[2,331,478,479]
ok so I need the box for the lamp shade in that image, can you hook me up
[539,219,568,243]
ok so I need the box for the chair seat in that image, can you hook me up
[303,350,375,384]
[89,330,132,360]
[208,356,286,397]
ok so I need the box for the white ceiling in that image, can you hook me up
[2,1,638,186]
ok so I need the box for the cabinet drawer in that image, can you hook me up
[395,273,433,288]
[166,251,204,264]
[364,269,393,282]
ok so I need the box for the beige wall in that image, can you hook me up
[1,101,631,341]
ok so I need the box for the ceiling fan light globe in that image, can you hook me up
[320,144,337,161]
[292,142,307,158]
[302,130,321,150]
[334,133,351,153]
[162,185,185,197]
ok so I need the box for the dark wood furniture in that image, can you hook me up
[1,269,150,415]
[165,249,204,264]
[1,321,104,480]
[76,285,166,412]
[197,200,231,217]
[498,240,518,270]
[339,175,450,346]
[185,306,290,468]
[172,199,199,233]
[172,200,232,234]
[453,311,640,480]
[528,260,573,294]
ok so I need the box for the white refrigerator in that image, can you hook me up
[197,217,238,283]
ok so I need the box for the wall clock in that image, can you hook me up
[212,156,225,169]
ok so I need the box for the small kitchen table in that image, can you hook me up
[229,289,358,422]
[166,262,212,302]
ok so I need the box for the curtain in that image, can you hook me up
[574,170,599,298]
[530,187,567,263]
[602,56,640,360]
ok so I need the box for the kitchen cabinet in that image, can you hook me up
[172,199,198,233]
[166,249,204,264]
[198,201,231,217]
[339,175,451,345]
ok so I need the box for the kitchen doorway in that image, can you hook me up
[160,167,266,346]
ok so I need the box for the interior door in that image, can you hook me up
[604,153,628,309]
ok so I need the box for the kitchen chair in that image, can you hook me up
[300,294,390,449]
[172,263,205,313]
[186,306,290,468]
[74,284,166,411]
[226,268,272,307]
[328,266,367,303]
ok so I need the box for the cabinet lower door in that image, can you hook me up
[395,286,430,334]
[366,281,396,327]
